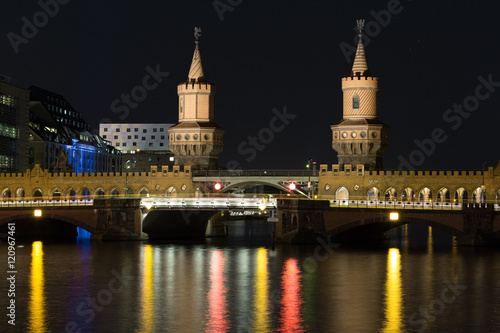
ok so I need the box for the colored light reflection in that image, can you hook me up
[278,258,304,332]
[29,241,46,333]
[252,247,271,332]
[206,250,230,332]
[139,245,154,332]
[382,248,403,333]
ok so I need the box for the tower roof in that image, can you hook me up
[351,19,370,77]
[188,44,206,82]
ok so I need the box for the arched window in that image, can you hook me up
[353,94,360,109]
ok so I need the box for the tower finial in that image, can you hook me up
[356,19,365,41]
[194,27,202,45]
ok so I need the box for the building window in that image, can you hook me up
[353,94,360,109]
[134,128,138,132]
[116,142,120,146]
[151,136,155,139]
[142,137,146,141]
[161,135,165,139]
[153,128,157,132]
[134,135,138,139]
[104,128,108,132]
[160,142,164,147]
[123,143,127,147]
[103,135,107,139]
[160,128,164,132]
[133,142,137,146]
[143,129,147,133]
[149,143,153,147]
[127,128,131,132]
[114,135,118,139]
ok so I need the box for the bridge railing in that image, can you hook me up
[192,169,319,177]
[0,199,93,208]
[329,199,468,211]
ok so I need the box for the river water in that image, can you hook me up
[1,220,500,333]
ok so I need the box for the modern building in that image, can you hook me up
[29,88,122,173]
[30,86,91,132]
[167,32,224,170]
[98,123,175,153]
[331,20,389,171]
[0,75,30,173]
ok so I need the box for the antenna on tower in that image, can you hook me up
[194,27,202,45]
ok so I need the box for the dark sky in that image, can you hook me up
[1,0,499,171]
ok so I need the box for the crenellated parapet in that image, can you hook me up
[318,163,500,203]
[0,164,195,200]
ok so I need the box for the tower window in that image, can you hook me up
[353,94,360,109]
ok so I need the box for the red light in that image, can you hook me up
[288,183,296,191]
[214,183,222,191]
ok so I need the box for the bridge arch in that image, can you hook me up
[218,180,291,195]
[417,187,432,202]
[0,212,96,234]
[15,187,25,199]
[1,188,11,199]
[472,186,484,203]
[137,187,150,197]
[94,188,106,197]
[80,188,91,199]
[329,215,463,241]
[384,187,397,201]
[401,187,415,201]
[454,187,468,204]
[437,187,451,203]
[496,188,500,203]
[335,186,349,200]
[109,187,120,197]
[366,186,380,200]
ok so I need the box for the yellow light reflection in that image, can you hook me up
[278,258,304,332]
[253,248,270,332]
[206,250,230,331]
[427,226,433,255]
[28,241,46,333]
[383,248,403,333]
[139,245,154,332]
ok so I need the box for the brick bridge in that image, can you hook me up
[276,199,500,246]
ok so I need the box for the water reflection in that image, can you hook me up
[28,241,46,333]
[278,258,304,332]
[139,245,154,332]
[206,250,230,332]
[252,247,271,332]
[383,248,403,333]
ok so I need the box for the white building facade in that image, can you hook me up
[99,123,175,153]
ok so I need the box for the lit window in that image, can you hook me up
[353,94,360,109]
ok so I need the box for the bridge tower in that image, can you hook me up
[331,19,389,170]
[168,28,224,170]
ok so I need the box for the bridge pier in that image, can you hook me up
[457,204,495,246]
[92,198,145,241]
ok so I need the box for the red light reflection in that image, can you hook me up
[205,250,230,332]
[278,258,305,332]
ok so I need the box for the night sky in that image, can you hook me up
[1,0,499,171]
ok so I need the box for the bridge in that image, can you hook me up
[0,163,498,245]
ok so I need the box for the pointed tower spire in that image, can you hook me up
[188,27,206,82]
[351,19,369,77]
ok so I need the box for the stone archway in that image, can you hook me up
[401,187,415,202]
[418,187,432,202]
[336,187,349,201]
[384,187,397,201]
[367,187,380,201]
[454,187,468,204]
